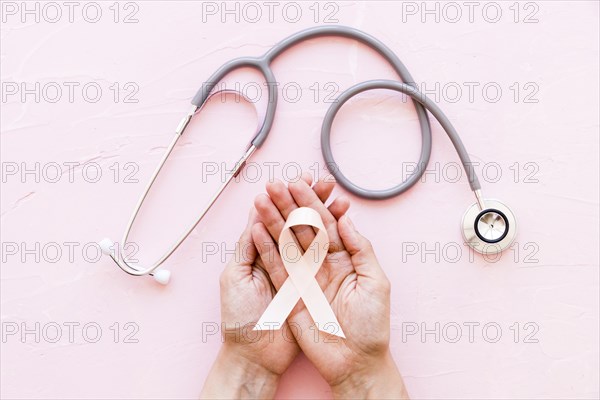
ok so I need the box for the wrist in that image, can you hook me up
[330,352,409,400]
[221,344,281,381]
[201,345,280,399]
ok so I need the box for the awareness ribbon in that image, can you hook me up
[254,207,345,338]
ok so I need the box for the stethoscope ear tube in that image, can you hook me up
[101,88,263,283]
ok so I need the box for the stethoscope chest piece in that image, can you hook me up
[462,199,517,255]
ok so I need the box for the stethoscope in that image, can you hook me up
[99,26,517,285]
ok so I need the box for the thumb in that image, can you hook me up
[338,214,386,281]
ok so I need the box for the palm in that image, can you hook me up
[284,251,390,384]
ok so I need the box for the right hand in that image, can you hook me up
[251,176,409,399]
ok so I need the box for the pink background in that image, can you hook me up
[1,1,599,399]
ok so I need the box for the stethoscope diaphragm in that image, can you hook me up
[462,200,516,255]
[474,209,509,244]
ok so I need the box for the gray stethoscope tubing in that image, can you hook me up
[321,79,480,199]
[192,26,431,149]
[193,26,478,197]
[101,25,515,283]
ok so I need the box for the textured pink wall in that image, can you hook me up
[1,1,598,399]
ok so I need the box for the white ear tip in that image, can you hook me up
[153,269,171,285]
[99,238,114,255]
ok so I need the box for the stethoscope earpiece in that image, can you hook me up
[99,238,114,256]
[462,199,517,256]
[151,269,171,285]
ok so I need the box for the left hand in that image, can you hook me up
[201,207,298,399]
[217,205,299,376]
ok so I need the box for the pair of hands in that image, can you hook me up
[201,175,408,399]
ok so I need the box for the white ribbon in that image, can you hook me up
[254,207,345,338]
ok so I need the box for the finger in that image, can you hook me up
[251,222,288,290]
[325,196,350,254]
[265,179,316,250]
[337,214,388,283]
[312,175,336,204]
[221,209,259,289]
[254,193,287,243]
[328,195,350,220]
[287,178,345,251]
[299,171,313,186]
[230,207,258,267]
